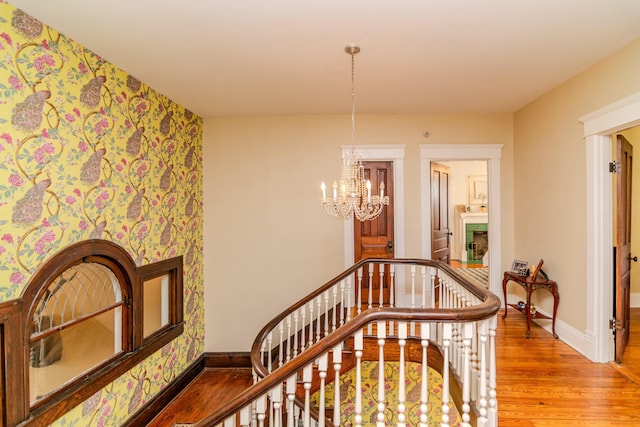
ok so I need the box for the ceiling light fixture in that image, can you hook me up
[320,45,389,222]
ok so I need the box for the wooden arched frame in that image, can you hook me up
[0,239,183,426]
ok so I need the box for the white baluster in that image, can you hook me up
[390,264,396,307]
[397,321,407,427]
[379,263,385,307]
[441,323,452,427]
[430,273,436,308]
[318,353,328,427]
[357,268,363,314]
[240,404,251,427]
[488,315,498,426]
[286,375,297,427]
[419,322,430,427]
[316,296,322,342]
[461,322,473,426]
[421,266,427,308]
[324,291,330,336]
[340,280,346,326]
[377,320,386,426]
[368,266,374,309]
[346,277,353,321]
[286,314,292,362]
[267,332,273,373]
[332,286,338,331]
[308,301,314,348]
[332,344,343,427]
[224,416,235,427]
[272,383,283,427]
[303,363,313,427]
[256,394,267,427]
[477,319,489,427]
[354,329,364,427]
[293,311,299,357]
[278,323,284,367]
[301,305,307,351]
[411,265,416,308]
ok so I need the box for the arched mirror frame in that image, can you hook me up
[0,239,183,426]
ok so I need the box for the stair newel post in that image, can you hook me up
[332,344,343,427]
[357,267,363,315]
[308,301,314,349]
[294,311,299,358]
[324,291,330,337]
[376,320,386,426]
[354,329,364,427]
[303,363,313,427]
[488,315,498,426]
[441,323,452,427]
[461,322,473,426]
[286,374,297,427]
[278,323,284,368]
[332,285,338,331]
[419,322,430,427]
[477,319,489,427]
[317,353,329,427]
[379,262,385,307]
[397,321,407,427]
[410,265,416,308]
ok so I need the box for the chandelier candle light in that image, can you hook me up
[320,45,389,222]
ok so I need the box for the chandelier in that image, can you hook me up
[320,45,389,222]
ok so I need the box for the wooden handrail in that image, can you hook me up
[193,258,500,426]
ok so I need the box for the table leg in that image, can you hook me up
[552,287,560,339]
[525,287,532,338]
[502,275,509,319]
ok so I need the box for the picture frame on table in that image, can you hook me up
[511,259,529,276]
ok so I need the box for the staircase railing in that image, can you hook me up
[193,258,500,427]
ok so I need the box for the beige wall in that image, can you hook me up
[204,114,514,351]
[514,37,640,332]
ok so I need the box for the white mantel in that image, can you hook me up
[454,212,488,262]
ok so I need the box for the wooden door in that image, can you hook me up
[615,135,633,362]
[354,161,394,305]
[430,162,451,263]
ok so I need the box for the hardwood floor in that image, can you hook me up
[150,309,640,426]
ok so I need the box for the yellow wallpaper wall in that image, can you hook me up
[0,3,204,424]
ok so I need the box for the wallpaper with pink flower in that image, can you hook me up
[0,3,204,425]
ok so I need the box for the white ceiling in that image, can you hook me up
[9,0,640,118]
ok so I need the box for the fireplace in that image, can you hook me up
[465,223,488,262]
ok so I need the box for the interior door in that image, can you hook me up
[430,162,451,263]
[615,134,633,362]
[354,161,394,305]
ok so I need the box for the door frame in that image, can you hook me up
[420,144,504,297]
[581,91,640,362]
[342,144,406,268]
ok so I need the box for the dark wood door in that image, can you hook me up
[615,134,633,362]
[354,161,394,305]
[430,162,451,263]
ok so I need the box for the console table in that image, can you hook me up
[502,271,559,338]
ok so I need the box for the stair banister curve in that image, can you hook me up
[193,258,500,427]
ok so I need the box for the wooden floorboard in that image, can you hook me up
[151,308,640,426]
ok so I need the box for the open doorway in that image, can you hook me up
[420,144,503,297]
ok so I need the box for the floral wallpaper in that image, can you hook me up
[0,2,204,425]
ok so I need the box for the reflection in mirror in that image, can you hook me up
[143,274,169,337]
[29,263,124,404]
